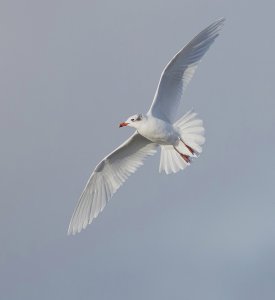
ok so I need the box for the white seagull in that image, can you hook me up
[68,18,225,235]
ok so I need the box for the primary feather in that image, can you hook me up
[149,18,225,122]
[68,132,157,235]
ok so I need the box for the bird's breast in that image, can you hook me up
[138,119,178,145]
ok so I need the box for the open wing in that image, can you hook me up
[68,132,158,235]
[149,18,225,122]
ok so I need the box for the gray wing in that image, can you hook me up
[149,18,225,122]
[68,132,158,235]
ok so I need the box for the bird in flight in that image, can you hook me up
[68,18,225,235]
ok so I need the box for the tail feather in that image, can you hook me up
[159,145,187,174]
[159,110,205,174]
[175,110,205,154]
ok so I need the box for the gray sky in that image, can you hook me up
[1,0,275,299]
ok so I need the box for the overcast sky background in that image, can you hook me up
[1,0,275,299]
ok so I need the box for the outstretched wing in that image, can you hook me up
[68,132,158,235]
[149,18,225,122]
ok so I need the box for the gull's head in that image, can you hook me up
[119,113,144,129]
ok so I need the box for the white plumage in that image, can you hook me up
[69,133,157,234]
[149,18,225,122]
[68,18,225,235]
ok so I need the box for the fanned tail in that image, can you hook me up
[159,110,205,174]
[159,145,188,174]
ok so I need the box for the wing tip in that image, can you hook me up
[67,214,88,236]
[67,222,88,236]
[215,17,226,24]
[211,17,226,32]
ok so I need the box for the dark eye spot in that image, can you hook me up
[131,118,135,122]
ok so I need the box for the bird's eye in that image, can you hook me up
[131,118,135,122]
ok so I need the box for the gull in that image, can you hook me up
[68,18,225,235]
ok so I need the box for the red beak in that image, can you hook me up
[119,122,129,128]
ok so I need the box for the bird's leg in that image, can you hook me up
[179,138,197,156]
[173,146,191,164]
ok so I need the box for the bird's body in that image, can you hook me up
[68,18,225,235]
[135,115,178,145]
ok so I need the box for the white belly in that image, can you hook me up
[137,117,178,145]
